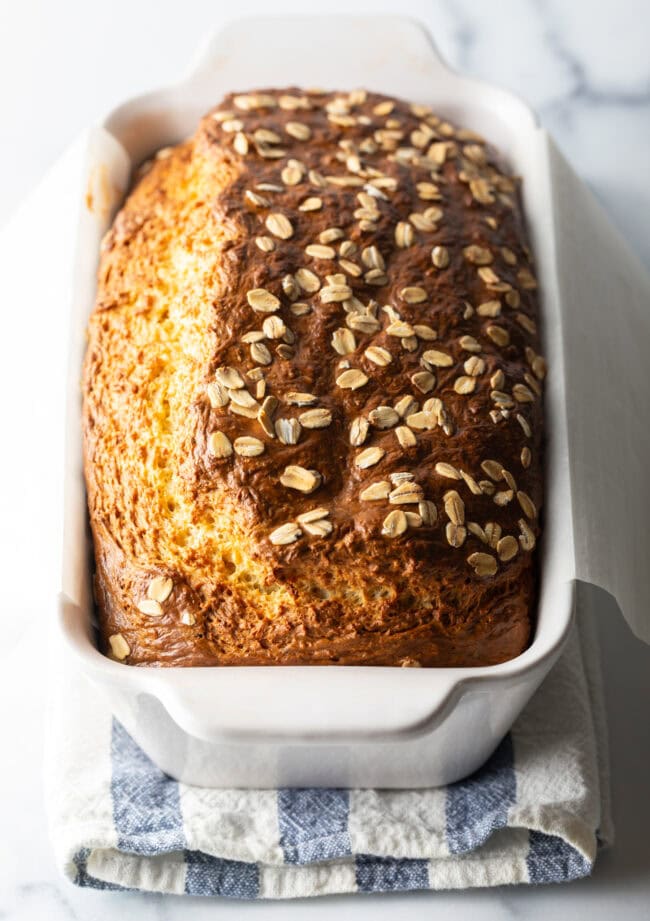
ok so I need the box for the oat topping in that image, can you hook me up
[269,521,302,545]
[208,431,233,458]
[336,368,368,390]
[382,509,408,538]
[200,88,543,578]
[280,465,322,493]
[355,446,385,469]
[108,634,130,660]
[234,436,265,457]
[360,480,391,501]
[147,577,173,603]
[265,213,294,239]
[467,552,498,576]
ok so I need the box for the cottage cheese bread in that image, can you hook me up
[83,88,545,667]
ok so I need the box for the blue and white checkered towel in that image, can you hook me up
[44,608,611,898]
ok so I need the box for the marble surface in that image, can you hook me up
[1,1,649,918]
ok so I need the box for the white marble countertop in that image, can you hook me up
[1,1,649,918]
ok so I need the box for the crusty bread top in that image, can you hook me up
[84,88,544,665]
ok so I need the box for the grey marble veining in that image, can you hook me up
[437,0,650,265]
[0,2,649,920]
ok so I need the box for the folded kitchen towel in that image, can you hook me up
[44,608,612,899]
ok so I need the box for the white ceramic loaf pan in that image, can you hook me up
[58,16,578,788]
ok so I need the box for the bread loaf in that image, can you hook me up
[82,88,545,667]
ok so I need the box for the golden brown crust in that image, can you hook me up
[83,88,545,668]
